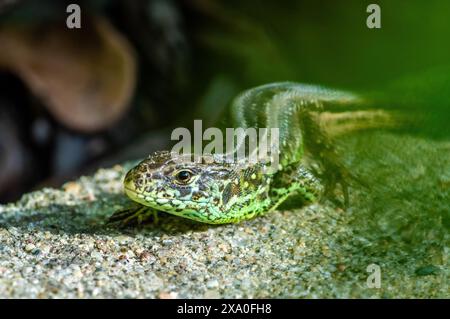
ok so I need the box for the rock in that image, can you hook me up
[0,132,448,298]
[24,243,35,253]
[203,289,221,299]
[206,279,219,289]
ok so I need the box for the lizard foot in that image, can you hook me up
[107,205,159,228]
[322,175,349,209]
[320,160,369,209]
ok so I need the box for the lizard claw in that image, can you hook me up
[107,206,159,228]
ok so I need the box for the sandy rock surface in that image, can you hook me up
[0,133,448,298]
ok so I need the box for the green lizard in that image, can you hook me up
[108,82,395,225]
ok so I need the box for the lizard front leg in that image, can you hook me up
[108,205,159,227]
[261,164,323,214]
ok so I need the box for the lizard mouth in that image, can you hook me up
[124,186,140,194]
[124,186,210,205]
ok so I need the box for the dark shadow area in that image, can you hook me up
[0,191,215,237]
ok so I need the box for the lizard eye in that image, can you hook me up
[175,170,194,184]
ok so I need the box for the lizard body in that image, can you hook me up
[109,82,394,225]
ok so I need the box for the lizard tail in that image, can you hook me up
[317,109,404,138]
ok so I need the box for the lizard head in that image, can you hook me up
[123,151,268,224]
